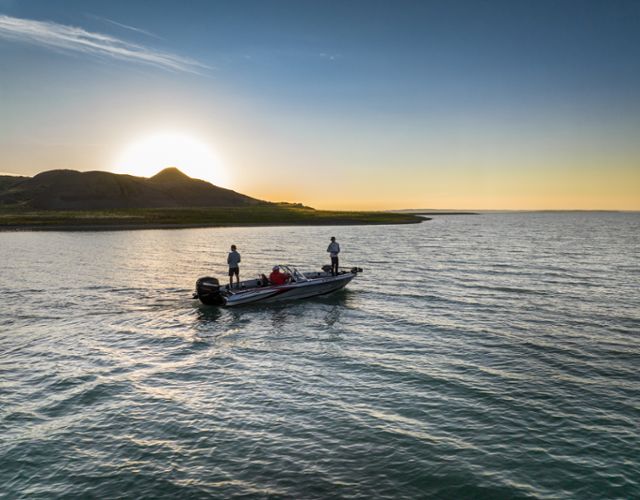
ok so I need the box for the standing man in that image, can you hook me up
[327,236,340,275]
[227,244,241,288]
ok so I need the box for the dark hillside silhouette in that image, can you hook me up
[0,168,264,209]
[0,175,27,193]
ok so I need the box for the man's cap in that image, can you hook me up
[272,266,279,271]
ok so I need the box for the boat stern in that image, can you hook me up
[194,276,226,306]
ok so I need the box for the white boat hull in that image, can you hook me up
[224,273,354,306]
[194,267,361,307]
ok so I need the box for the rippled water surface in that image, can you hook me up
[1,213,639,498]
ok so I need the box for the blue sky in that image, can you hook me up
[1,0,639,209]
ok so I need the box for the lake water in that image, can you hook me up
[1,213,639,498]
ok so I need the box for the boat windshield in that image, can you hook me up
[279,265,307,282]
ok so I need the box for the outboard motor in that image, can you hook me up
[194,276,225,306]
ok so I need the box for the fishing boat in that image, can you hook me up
[194,265,362,307]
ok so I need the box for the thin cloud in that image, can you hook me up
[0,14,207,73]
[86,14,163,40]
[320,52,340,61]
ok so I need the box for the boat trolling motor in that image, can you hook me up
[193,276,225,306]
[321,265,363,274]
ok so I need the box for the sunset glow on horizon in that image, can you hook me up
[111,132,229,187]
[1,1,639,210]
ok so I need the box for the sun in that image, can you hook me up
[111,132,228,186]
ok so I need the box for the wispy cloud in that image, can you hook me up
[86,14,163,40]
[320,52,340,61]
[0,14,207,73]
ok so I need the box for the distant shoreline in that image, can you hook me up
[0,220,428,232]
[0,206,427,231]
[403,212,478,215]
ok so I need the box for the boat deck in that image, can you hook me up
[222,270,348,294]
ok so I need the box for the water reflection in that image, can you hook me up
[194,289,352,320]
[324,305,342,328]
[195,304,222,323]
[270,307,290,331]
[191,289,355,345]
[317,288,352,306]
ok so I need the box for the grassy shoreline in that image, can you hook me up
[0,206,426,231]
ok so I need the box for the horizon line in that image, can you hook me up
[1,168,638,213]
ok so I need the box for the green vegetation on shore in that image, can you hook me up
[0,205,425,230]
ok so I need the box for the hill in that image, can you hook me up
[0,168,426,229]
[0,168,263,209]
[0,175,28,193]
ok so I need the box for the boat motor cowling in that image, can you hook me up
[195,276,225,306]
